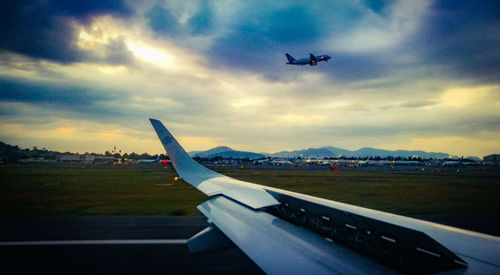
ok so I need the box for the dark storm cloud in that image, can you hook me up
[0,0,132,63]
[417,0,500,83]
[0,77,118,112]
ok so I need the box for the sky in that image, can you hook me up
[0,0,499,157]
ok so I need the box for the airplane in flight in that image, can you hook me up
[150,119,500,274]
[286,53,331,66]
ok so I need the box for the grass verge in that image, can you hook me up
[1,164,499,216]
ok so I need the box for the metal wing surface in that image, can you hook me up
[150,119,500,274]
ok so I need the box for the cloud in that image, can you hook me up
[0,76,114,106]
[329,1,430,53]
[414,0,500,83]
[207,3,320,72]
[146,4,180,36]
[0,75,132,125]
[0,0,132,63]
[406,134,500,158]
[100,36,135,65]
[399,100,438,108]
[188,0,215,35]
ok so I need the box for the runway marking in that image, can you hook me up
[0,239,188,246]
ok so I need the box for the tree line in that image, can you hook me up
[0,141,167,163]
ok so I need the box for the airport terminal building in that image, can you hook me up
[484,154,500,165]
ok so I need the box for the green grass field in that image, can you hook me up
[1,164,499,216]
[0,164,205,216]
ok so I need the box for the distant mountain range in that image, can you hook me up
[270,146,450,159]
[188,146,266,159]
[189,146,454,159]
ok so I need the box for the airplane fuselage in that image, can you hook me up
[286,53,331,66]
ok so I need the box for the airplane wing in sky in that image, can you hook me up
[150,118,500,274]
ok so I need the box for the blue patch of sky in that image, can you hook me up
[188,0,214,35]
[146,4,179,36]
[363,0,391,14]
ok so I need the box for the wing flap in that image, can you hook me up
[263,187,500,273]
[264,191,470,273]
[198,196,396,275]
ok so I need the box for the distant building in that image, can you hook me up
[58,154,84,162]
[92,156,118,164]
[18,157,56,164]
[483,154,500,165]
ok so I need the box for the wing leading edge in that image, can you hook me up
[150,119,500,274]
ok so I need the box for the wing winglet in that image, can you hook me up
[149,119,221,186]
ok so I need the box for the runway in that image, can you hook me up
[1,215,498,274]
[0,216,263,274]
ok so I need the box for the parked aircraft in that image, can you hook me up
[271,159,294,166]
[442,160,479,167]
[150,119,500,274]
[136,156,160,164]
[286,53,331,66]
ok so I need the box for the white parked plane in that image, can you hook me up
[286,53,331,66]
[150,119,499,274]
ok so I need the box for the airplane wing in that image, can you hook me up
[150,119,500,274]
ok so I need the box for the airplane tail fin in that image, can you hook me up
[285,53,295,63]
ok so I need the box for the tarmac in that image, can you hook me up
[0,215,498,274]
[0,216,263,274]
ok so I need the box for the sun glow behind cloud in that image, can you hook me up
[126,41,174,67]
